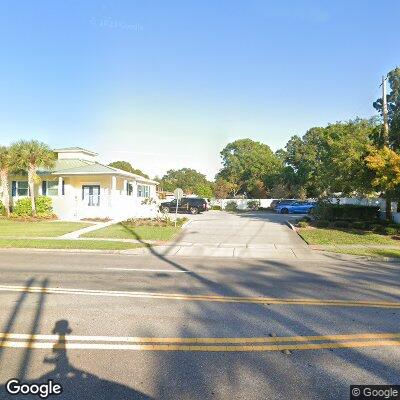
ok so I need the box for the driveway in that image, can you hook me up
[160,210,321,259]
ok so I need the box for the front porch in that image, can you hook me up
[11,174,159,221]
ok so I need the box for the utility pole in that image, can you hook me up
[380,75,391,220]
[381,75,389,144]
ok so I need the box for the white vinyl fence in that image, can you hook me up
[211,197,400,223]
[210,198,277,210]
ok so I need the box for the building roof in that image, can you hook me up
[16,146,158,185]
[53,147,99,156]
[38,159,158,184]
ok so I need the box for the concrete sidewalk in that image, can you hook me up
[59,219,122,239]
[125,242,328,260]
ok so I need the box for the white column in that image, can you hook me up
[123,179,127,195]
[58,176,63,196]
[111,176,117,192]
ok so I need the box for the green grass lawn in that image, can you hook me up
[0,239,145,250]
[0,219,90,237]
[82,223,181,241]
[298,227,400,246]
[324,246,400,259]
[298,227,400,258]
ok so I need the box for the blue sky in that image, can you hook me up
[0,1,399,179]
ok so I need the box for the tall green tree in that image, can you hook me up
[10,140,56,215]
[372,67,400,218]
[0,146,11,216]
[214,179,239,199]
[216,139,282,198]
[108,161,149,179]
[373,67,400,150]
[160,168,213,197]
[366,146,400,195]
[284,120,375,198]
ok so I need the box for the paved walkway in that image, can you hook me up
[59,219,123,239]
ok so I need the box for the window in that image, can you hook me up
[137,184,150,198]
[47,181,58,196]
[12,181,29,197]
[127,183,133,196]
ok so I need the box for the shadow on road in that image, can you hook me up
[124,227,400,398]
[0,231,399,399]
[0,280,151,400]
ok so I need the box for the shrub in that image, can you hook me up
[312,202,380,222]
[375,219,389,226]
[384,227,398,236]
[225,201,238,212]
[331,220,350,229]
[0,200,5,216]
[247,200,260,210]
[35,196,53,216]
[123,217,188,228]
[362,221,373,230]
[350,221,368,230]
[372,224,386,234]
[388,223,400,232]
[313,220,330,228]
[12,197,32,217]
[299,216,312,223]
[212,205,222,210]
[297,221,309,228]
[12,196,53,217]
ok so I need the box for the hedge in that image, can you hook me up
[12,196,53,217]
[311,203,380,222]
[225,201,238,211]
[331,220,350,229]
[247,200,260,210]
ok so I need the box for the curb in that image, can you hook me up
[285,220,296,231]
[180,219,193,230]
[0,248,136,255]
[0,246,399,262]
[286,220,310,245]
[314,249,400,263]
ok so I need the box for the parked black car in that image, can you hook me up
[160,198,208,214]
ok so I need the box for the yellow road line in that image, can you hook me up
[0,285,399,308]
[1,332,400,344]
[0,340,399,352]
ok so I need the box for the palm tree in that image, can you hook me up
[10,140,56,215]
[0,146,11,216]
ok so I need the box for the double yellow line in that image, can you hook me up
[0,285,399,308]
[1,332,400,352]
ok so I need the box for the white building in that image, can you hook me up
[8,147,159,220]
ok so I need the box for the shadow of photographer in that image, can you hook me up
[1,320,151,400]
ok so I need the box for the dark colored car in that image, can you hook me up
[160,198,208,214]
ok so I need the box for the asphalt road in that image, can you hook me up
[0,250,399,399]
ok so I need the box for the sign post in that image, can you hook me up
[173,188,184,227]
